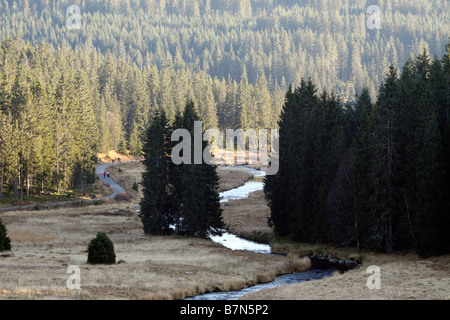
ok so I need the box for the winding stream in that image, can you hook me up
[186,166,335,300]
[186,269,335,300]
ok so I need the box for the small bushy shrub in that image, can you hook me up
[132,182,139,192]
[87,232,116,264]
[0,219,11,252]
[115,192,131,202]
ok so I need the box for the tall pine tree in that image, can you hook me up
[140,110,173,235]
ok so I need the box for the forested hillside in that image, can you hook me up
[0,36,275,198]
[1,0,449,240]
[0,0,449,102]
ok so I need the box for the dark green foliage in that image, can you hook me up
[266,46,450,256]
[1,0,448,195]
[0,38,99,198]
[414,113,447,257]
[132,182,139,192]
[176,101,224,238]
[0,2,448,256]
[0,36,278,201]
[140,102,224,238]
[353,94,376,250]
[87,232,116,265]
[118,139,128,156]
[0,219,11,252]
[265,80,346,243]
[264,86,297,237]
[139,110,173,235]
[369,65,400,253]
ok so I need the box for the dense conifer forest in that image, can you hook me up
[1,0,449,100]
[265,46,450,256]
[0,0,449,253]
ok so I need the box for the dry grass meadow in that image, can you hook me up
[0,202,309,300]
[0,162,308,300]
[221,191,273,243]
[97,150,141,163]
[1,161,449,300]
[241,252,450,300]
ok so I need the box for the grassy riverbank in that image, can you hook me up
[0,162,307,300]
[3,161,448,300]
[241,252,450,300]
[0,202,310,300]
[0,181,113,210]
[102,162,450,301]
[221,190,273,243]
[219,179,450,300]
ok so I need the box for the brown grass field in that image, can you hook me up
[241,252,450,300]
[0,201,309,300]
[221,191,273,243]
[1,161,449,300]
[0,162,308,300]
[97,150,141,164]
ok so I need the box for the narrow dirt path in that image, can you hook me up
[0,160,140,212]
[95,160,141,199]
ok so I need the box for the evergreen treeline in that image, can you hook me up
[139,101,224,238]
[265,45,450,257]
[1,0,448,102]
[0,36,280,198]
[0,38,99,198]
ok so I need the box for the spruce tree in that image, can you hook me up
[265,79,322,241]
[0,111,12,199]
[353,95,376,250]
[290,79,319,242]
[0,218,11,252]
[140,110,173,235]
[371,65,400,253]
[397,55,418,222]
[175,101,224,238]
[414,113,446,257]
[87,232,116,265]
[311,91,346,243]
[0,72,10,114]
[169,110,185,235]
[236,70,249,130]
[264,86,297,237]
[255,70,272,129]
